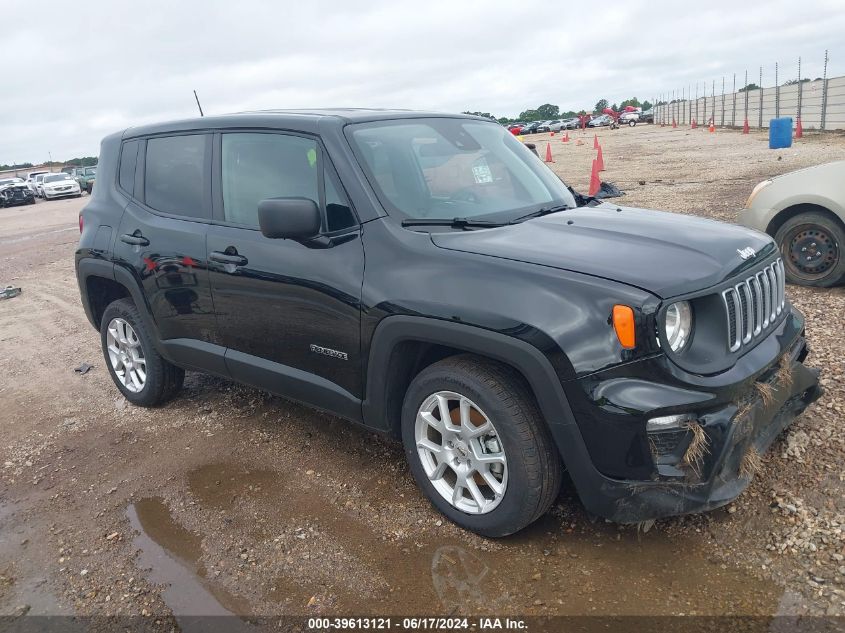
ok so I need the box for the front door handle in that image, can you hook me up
[120,231,149,246]
[209,250,248,267]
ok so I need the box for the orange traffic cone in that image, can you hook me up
[672,118,677,128]
[593,134,599,149]
[709,120,715,133]
[742,119,749,134]
[562,132,569,142]
[596,145,605,172]
[544,142,554,163]
[691,118,697,129]
[588,159,601,197]
[550,131,555,136]
[795,118,803,139]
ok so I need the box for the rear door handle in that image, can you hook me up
[120,232,149,246]
[209,251,248,266]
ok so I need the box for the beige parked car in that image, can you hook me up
[739,161,845,287]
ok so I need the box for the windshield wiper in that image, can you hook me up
[401,217,506,229]
[508,204,572,224]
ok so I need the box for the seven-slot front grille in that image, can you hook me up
[721,259,785,352]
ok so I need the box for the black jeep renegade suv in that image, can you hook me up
[75,110,821,536]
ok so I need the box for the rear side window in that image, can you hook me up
[118,140,139,194]
[221,133,319,228]
[144,135,207,217]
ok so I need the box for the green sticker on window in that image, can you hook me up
[307,148,317,168]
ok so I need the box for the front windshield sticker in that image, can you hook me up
[472,160,493,184]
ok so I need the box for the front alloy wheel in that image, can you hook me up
[401,355,562,537]
[106,317,147,393]
[415,391,507,514]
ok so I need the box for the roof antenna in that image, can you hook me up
[193,90,204,117]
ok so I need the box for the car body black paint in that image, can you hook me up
[75,110,821,523]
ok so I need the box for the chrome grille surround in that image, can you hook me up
[722,259,785,352]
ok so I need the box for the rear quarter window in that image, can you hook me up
[118,140,139,195]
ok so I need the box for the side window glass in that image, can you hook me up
[144,135,207,217]
[324,168,356,232]
[118,140,139,195]
[221,133,319,228]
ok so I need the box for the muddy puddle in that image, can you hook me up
[125,461,802,618]
[0,500,70,618]
[127,498,253,632]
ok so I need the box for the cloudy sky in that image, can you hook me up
[1,0,842,165]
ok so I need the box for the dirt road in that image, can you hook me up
[1,125,843,626]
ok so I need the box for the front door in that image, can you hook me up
[207,131,364,416]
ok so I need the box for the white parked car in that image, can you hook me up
[26,170,49,194]
[738,161,845,287]
[34,173,49,197]
[41,173,82,200]
[619,111,640,126]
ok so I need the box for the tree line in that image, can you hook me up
[465,97,653,124]
[0,156,98,171]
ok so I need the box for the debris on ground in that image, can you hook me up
[0,286,22,300]
[73,363,94,375]
[593,182,625,199]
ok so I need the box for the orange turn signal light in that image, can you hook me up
[612,305,636,349]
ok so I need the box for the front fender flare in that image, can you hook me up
[362,315,608,505]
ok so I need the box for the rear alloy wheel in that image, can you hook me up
[775,212,845,287]
[402,355,562,537]
[101,298,184,406]
[106,318,147,394]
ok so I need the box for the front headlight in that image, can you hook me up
[664,301,693,352]
[745,179,772,208]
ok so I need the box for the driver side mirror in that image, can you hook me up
[258,197,321,241]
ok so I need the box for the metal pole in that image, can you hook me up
[732,73,736,127]
[682,87,686,124]
[775,62,779,118]
[695,83,698,123]
[703,81,707,126]
[797,57,802,123]
[821,49,829,131]
[744,69,749,124]
[721,76,725,126]
[758,66,763,129]
[711,79,715,125]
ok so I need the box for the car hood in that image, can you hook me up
[45,180,74,187]
[430,204,777,298]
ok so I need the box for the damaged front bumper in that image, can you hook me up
[563,316,822,524]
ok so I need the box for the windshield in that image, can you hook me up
[44,174,72,183]
[349,118,575,222]
[85,167,97,175]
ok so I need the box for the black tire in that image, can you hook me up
[401,354,562,537]
[628,120,636,127]
[774,211,845,287]
[100,298,184,406]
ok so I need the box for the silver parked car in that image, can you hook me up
[738,161,845,287]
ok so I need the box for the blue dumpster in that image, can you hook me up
[769,117,793,149]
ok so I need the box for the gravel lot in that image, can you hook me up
[0,124,843,626]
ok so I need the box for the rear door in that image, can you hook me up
[113,133,222,369]
[206,130,364,413]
